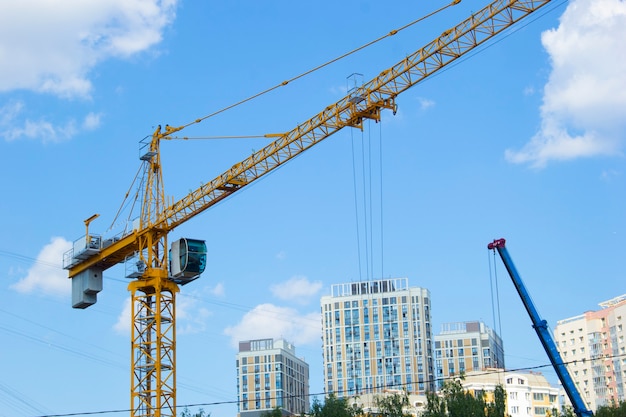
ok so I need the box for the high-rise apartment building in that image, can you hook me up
[320,278,435,397]
[236,338,310,417]
[554,294,626,411]
[434,321,505,389]
[463,369,560,417]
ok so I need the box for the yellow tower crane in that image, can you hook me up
[63,0,554,415]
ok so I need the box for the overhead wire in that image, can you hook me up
[32,352,626,417]
[0,380,51,416]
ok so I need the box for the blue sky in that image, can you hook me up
[1,0,625,416]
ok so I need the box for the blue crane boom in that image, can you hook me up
[488,238,593,417]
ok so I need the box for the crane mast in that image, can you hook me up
[63,0,555,415]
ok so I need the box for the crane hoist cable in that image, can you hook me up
[350,116,386,283]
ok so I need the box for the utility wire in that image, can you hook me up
[32,352,626,417]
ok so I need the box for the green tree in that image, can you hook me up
[596,400,626,417]
[374,390,411,417]
[310,393,363,417]
[441,378,486,417]
[261,407,284,417]
[423,390,446,417]
[486,385,507,417]
[423,379,507,417]
[550,405,576,417]
[180,407,209,417]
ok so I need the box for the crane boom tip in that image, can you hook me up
[488,238,506,250]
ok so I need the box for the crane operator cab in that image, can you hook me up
[170,238,207,285]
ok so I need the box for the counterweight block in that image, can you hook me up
[72,268,103,309]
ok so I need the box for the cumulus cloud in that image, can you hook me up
[270,275,323,305]
[113,290,213,335]
[113,297,132,335]
[209,282,226,297]
[176,292,212,335]
[223,303,320,348]
[10,237,72,297]
[417,97,435,110]
[506,0,626,168]
[0,101,102,143]
[0,0,178,99]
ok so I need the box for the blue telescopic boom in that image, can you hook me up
[488,238,593,417]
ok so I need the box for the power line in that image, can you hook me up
[31,351,626,417]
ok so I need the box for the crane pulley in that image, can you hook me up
[63,0,555,415]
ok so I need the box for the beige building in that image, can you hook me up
[320,278,435,398]
[348,390,428,416]
[434,321,505,389]
[236,338,309,417]
[463,369,560,417]
[554,294,626,411]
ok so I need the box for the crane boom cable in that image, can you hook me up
[108,163,144,233]
[164,0,461,135]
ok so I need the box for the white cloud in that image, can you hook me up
[113,290,212,335]
[177,292,212,335]
[0,0,178,99]
[0,101,103,143]
[417,97,435,110]
[113,297,132,335]
[223,303,320,348]
[270,275,323,305]
[209,282,226,297]
[10,237,71,297]
[506,0,626,168]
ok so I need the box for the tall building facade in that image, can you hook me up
[434,321,505,389]
[320,277,435,397]
[463,369,560,417]
[554,294,626,411]
[236,338,310,417]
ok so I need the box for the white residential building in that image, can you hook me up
[320,278,435,398]
[554,294,626,411]
[463,369,560,417]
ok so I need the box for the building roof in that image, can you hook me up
[461,369,554,389]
